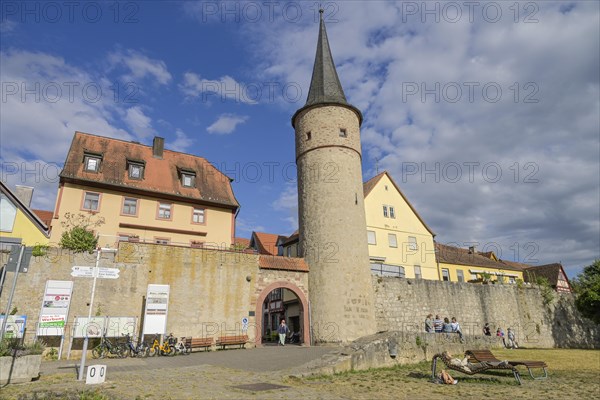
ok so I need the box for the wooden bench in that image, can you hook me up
[216,335,248,350]
[184,337,213,352]
[431,352,522,384]
[466,349,548,380]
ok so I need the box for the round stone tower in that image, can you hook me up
[292,11,376,343]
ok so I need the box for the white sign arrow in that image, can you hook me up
[71,267,120,279]
[97,268,120,279]
[71,266,95,278]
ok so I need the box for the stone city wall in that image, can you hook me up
[372,276,599,349]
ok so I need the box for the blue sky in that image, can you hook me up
[1,1,599,277]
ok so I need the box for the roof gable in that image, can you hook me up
[0,181,49,237]
[436,242,523,272]
[250,231,284,255]
[364,171,435,236]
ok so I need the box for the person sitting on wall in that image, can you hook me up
[507,327,518,349]
[497,327,507,347]
[443,317,453,334]
[483,323,492,336]
[434,315,443,333]
[450,317,464,341]
[425,314,434,333]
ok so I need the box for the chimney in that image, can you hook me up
[15,185,34,207]
[468,245,475,254]
[152,136,164,158]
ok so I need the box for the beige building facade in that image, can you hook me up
[50,132,239,249]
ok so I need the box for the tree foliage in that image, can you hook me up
[572,259,600,324]
[58,212,105,253]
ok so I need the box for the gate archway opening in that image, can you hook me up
[255,282,310,347]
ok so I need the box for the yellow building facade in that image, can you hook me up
[364,172,438,280]
[50,132,239,249]
[0,182,49,247]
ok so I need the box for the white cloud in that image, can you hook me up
[123,106,155,138]
[180,72,257,104]
[0,20,17,34]
[108,48,172,85]
[0,49,131,164]
[206,114,249,134]
[271,183,298,231]
[170,129,194,152]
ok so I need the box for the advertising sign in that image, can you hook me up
[0,315,27,338]
[37,280,73,336]
[142,284,170,335]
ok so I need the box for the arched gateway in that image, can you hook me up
[255,281,310,347]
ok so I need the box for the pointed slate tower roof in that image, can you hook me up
[292,10,363,127]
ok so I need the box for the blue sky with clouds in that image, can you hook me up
[1,1,598,277]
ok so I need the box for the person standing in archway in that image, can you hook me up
[278,319,289,346]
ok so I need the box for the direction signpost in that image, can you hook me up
[71,249,118,381]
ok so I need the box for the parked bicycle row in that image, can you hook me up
[92,333,190,359]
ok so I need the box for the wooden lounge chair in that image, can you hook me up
[431,352,522,385]
[465,349,548,380]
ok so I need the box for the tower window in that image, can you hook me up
[339,128,347,138]
[306,131,312,141]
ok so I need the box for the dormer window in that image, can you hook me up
[84,153,102,172]
[179,169,196,188]
[127,160,145,180]
[339,128,347,138]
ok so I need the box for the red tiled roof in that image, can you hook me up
[522,263,571,291]
[233,237,250,249]
[498,259,534,270]
[281,230,299,246]
[258,255,309,272]
[60,132,239,209]
[32,209,53,227]
[251,232,284,255]
[436,243,523,272]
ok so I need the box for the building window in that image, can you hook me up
[385,185,388,191]
[339,128,347,138]
[390,206,396,219]
[509,277,516,284]
[122,197,138,216]
[383,205,388,218]
[83,192,100,211]
[370,263,405,278]
[155,237,170,245]
[182,172,195,188]
[128,161,144,179]
[192,208,205,224]
[470,272,478,281]
[367,230,376,245]
[84,154,101,172]
[388,233,397,248]
[442,268,450,281]
[306,131,312,140]
[157,202,172,219]
[457,270,464,282]
[408,236,418,251]
[286,246,292,257]
[414,265,422,279]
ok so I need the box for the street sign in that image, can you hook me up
[71,266,95,278]
[71,267,119,279]
[97,268,119,279]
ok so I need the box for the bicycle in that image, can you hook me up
[92,335,126,359]
[148,333,175,356]
[172,336,191,355]
[123,333,149,358]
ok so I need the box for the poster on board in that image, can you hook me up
[142,284,170,336]
[37,280,73,336]
[0,315,27,338]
